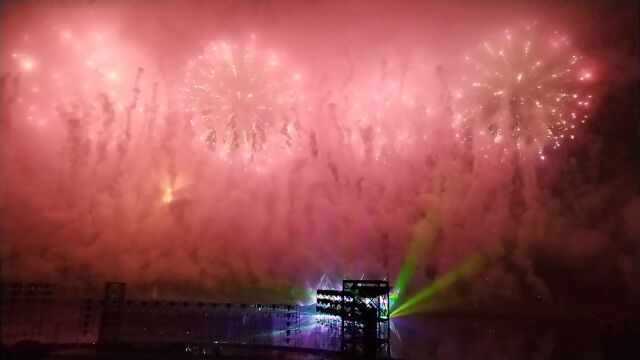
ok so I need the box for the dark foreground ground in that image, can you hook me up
[392,313,638,360]
[1,343,342,360]
[3,314,637,360]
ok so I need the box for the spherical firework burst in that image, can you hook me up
[181,39,301,161]
[454,23,594,159]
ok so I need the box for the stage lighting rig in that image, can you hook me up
[316,280,390,359]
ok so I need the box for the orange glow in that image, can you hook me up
[162,187,174,204]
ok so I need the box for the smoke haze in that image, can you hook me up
[1,0,638,314]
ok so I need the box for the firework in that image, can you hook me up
[181,38,302,162]
[454,23,594,159]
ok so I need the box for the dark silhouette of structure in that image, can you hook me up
[98,282,126,347]
[316,279,391,359]
[1,281,394,359]
[1,282,299,349]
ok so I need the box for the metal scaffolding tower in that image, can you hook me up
[316,279,390,359]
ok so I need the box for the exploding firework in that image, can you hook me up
[181,38,302,162]
[454,23,594,159]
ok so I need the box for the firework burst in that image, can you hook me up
[454,23,594,159]
[181,38,302,162]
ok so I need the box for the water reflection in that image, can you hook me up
[392,315,636,360]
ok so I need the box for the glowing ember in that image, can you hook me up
[162,187,174,204]
[22,59,35,70]
[180,38,302,162]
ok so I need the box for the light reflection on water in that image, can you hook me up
[390,315,636,360]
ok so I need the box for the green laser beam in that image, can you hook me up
[393,210,441,308]
[391,253,484,317]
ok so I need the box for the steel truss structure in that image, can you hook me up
[1,282,299,348]
[316,279,390,359]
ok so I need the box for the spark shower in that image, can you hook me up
[1,0,637,314]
